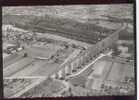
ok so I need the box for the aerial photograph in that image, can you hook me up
[2,4,135,98]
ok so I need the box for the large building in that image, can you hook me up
[48,24,126,80]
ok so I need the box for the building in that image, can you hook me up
[49,25,126,80]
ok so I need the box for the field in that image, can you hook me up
[3,54,24,68]
[25,44,63,59]
[3,45,76,78]
[11,60,60,77]
[3,57,34,77]
[91,56,134,82]
[107,62,134,81]
[21,79,65,97]
[4,78,39,98]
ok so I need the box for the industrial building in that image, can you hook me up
[48,25,125,80]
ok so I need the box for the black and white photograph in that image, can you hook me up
[2,4,135,98]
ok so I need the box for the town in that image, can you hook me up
[3,5,135,98]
